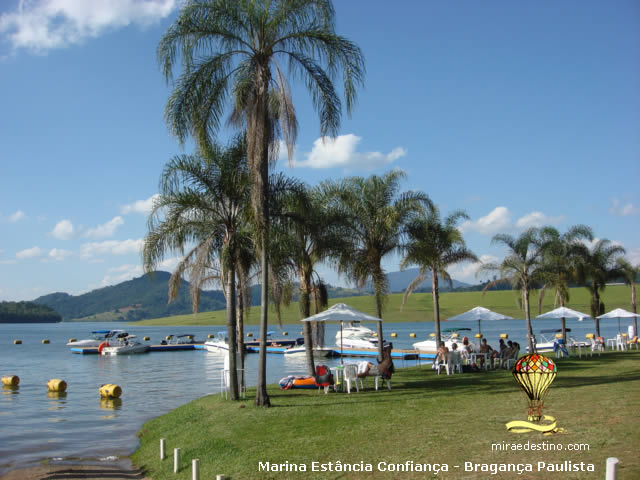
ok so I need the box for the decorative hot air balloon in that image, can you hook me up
[512,354,557,422]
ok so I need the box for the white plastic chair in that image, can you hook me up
[448,351,462,374]
[343,364,361,394]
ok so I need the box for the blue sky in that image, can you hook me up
[1,0,638,302]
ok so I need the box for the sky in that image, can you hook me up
[1,0,639,302]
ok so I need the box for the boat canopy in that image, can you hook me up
[539,328,572,334]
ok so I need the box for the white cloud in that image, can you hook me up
[515,211,564,229]
[121,194,160,215]
[609,198,640,216]
[158,256,182,272]
[627,248,640,265]
[100,263,143,286]
[460,207,512,235]
[80,238,143,258]
[449,254,499,283]
[291,134,407,169]
[50,219,74,240]
[16,246,43,259]
[8,210,25,222]
[0,0,179,53]
[46,248,72,261]
[84,216,124,239]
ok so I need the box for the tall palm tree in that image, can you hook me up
[575,239,626,336]
[143,137,250,400]
[481,228,544,353]
[537,225,593,341]
[618,258,640,334]
[325,170,432,360]
[158,0,365,407]
[400,208,478,351]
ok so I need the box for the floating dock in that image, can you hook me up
[70,343,205,354]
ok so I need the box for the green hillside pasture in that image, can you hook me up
[133,350,640,479]
[133,285,633,327]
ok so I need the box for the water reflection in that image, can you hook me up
[2,385,19,395]
[99,398,122,410]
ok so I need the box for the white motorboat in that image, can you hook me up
[100,335,149,355]
[283,345,335,357]
[528,328,588,354]
[204,332,229,352]
[336,324,389,350]
[66,329,126,348]
[412,328,474,353]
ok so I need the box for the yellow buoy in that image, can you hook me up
[99,384,122,399]
[165,335,172,341]
[208,334,214,339]
[68,338,77,343]
[282,332,288,336]
[391,333,397,337]
[143,336,150,341]
[13,340,22,344]
[47,379,67,393]
[408,333,415,338]
[475,333,483,339]
[187,335,193,340]
[42,339,50,344]
[246,333,253,337]
[2,375,19,386]
[586,333,595,339]
[372,332,378,337]
[500,333,509,339]
[429,333,436,338]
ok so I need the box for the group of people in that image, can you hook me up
[434,336,521,369]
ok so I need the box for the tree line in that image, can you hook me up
[0,301,62,323]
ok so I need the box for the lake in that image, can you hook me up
[0,317,627,475]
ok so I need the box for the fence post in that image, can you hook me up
[173,448,181,473]
[216,475,226,480]
[606,457,619,480]
[160,438,166,460]
[192,458,200,480]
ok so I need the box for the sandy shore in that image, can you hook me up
[0,457,150,480]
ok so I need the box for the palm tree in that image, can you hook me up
[575,239,626,336]
[325,170,432,360]
[158,0,365,407]
[537,225,593,341]
[400,208,478,351]
[481,228,544,353]
[143,137,250,400]
[618,258,640,335]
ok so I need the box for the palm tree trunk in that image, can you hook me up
[524,286,534,353]
[594,285,601,338]
[299,272,315,376]
[373,273,384,362]
[224,256,239,400]
[249,64,271,407]
[632,283,637,336]
[432,270,441,351]
[236,280,245,374]
[559,298,566,344]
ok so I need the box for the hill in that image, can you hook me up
[0,301,62,323]
[383,268,471,293]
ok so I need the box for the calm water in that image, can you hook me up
[0,318,628,475]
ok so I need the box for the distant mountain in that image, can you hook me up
[32,271,366,322]
[365,268,471,293]
[34,271,226,322]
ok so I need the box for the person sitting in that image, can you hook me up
[500,341,515,367]
[460,337,472,362]
[434,341,449,368]
[478,338,493,367]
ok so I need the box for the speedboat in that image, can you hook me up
[66,330,126,348]
[528,328,587,354]
[283,345,335,357]
[336,324,388,350]
[100,334,149,355]
[204,332,229,352]
[412,328,473,353]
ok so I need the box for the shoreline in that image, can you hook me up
[0,456,149,480]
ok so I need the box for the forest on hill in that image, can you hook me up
[0,301,62,323]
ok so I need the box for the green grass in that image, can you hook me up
[132,285,634,326]
[132,349,640,479]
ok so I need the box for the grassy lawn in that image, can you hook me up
[133,285,634,326]
[132,349,640,479]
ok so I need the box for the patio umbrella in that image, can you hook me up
[597,308,640,335]
[535,306,591,343]
[301,303,383,363]
[447,306,513,336]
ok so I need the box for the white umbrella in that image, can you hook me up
[536,307,591,343]
[447,306,513,335]
[597,308,640,334]
[301,303,383,363]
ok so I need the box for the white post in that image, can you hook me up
[192,458,200,480]
[173,448,180,473]
[606,457,619,480]
[216,475,226,480]
[160,438,166,460]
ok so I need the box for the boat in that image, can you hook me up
[66,330,126,348]
[283,345,336,357]
[204,332,229,352]
[99,334,149,355]
[412,327,473,353]
[336,324,389,350]
[162,334,196,345]
[528,328,587,354]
